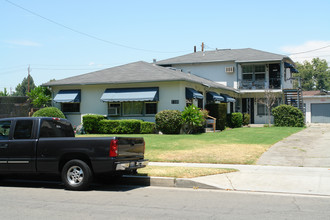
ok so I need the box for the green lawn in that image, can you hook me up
[78,127,304,165]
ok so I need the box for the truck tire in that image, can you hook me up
[61,159,93,191]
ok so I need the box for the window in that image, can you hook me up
[40,119,74,138]
[257,103,267,115]
[171,100,179,104]
[0,121,11,140]
[108,103,121,115]
[61,103,80,113]
[123,102,144,115]
[145,102,157,115]
[14,120,33,139]
[242,65,253,81]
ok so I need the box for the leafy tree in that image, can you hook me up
[13,75,36,96]
[27,86,51,108]
[295,58,330,91]
[0,88,9,96]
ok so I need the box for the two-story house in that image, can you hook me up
[156,48,298,124]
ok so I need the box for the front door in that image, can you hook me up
[269,64,281,89]
[0,120,11,171]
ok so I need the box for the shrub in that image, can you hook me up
[229,112,243,128]
[155,110,183,134]
[98,119,120,134]
[82,114,105,134]
[243,113,250,126]
[116,119,141,134]
[32,107,65,119]
[272,104,305,127]
[98,119,144,134]
[205,103,227,131]
[181,104,206,134]
[140,122,156,134]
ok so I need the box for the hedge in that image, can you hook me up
[205,103,227,131]
[140,121,156,134]
[272,104,305,127]
[32,107,65,119]
[98,119,155,134]
[82,114,105,134]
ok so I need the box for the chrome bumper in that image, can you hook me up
[115,159,149,171]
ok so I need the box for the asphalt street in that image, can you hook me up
[0,181,329,220]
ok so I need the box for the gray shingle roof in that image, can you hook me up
[42,61,237,92]
[156,48,292,65]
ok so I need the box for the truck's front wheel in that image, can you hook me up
[61,159,93,191]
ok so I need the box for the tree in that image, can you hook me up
[27,86,51,108]
[295,58,330,91]
[256,89,281,127]
[13,75,36,96]
[0,88,9,96]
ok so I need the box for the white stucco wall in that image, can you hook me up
[304,96,330,123]
[171,62,238,89]
[50,81,215,126]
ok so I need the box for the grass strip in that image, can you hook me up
[137,166,237,178]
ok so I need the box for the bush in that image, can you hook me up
[205,103,227,131]
[98,119,145,134]
[181,105,206,134]
[82,114,105,134]
[228,112,243,128]
[98,119,120,134]
[32,107,65,118]
[155,110,183,134]
[272,104,305,127]
[243,113,250,126]
[140,122,156,134]
[116,119,141,134]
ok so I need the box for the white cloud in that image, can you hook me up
[6,40,42,47]
[280,40,330,64]
[88,62,95,66]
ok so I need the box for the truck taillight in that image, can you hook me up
[110,139,118,157]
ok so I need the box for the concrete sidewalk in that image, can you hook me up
[137,162,330,196]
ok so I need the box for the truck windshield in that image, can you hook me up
[40,119,75,138]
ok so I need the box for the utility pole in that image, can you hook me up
[27,65,31,93]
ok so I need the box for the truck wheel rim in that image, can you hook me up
[67,166,84,185]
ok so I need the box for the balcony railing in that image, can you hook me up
[239,79,281,90]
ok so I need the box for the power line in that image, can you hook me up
[287,44,330,55]
[5,0,191,54]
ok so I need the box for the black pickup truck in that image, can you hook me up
[0,117,148,190]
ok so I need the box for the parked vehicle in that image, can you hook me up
[0,117,148,190]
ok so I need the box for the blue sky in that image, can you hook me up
[1,0,330,93]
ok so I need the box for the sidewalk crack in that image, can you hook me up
[225,173,236,190]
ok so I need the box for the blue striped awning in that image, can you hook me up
[101,87,159,102]
[53,90,81,103]
[206,92,224,102]
[186,88,203,100]
[222,94,236,103]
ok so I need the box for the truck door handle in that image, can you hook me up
[0,144,8,149]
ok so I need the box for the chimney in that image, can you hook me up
[201,42,204,52]
[153,59,157,64]
[194,46,196,53]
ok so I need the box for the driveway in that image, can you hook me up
[257,124,330,167]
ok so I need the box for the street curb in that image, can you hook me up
[120,175,219,190]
